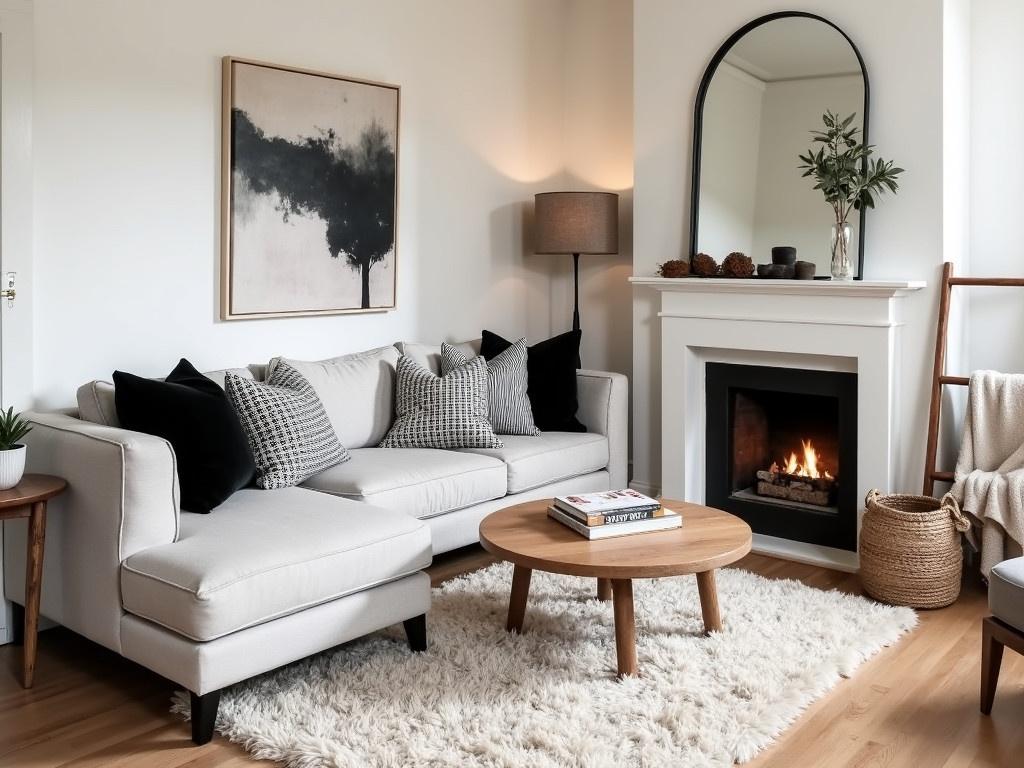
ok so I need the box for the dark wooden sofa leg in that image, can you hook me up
[981,617,1005,715]
[403,613,427,652]
[190,689,221,745]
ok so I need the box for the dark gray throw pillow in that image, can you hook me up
[379,355,503,449]
[440,339,539,436]
[224,361,349,489]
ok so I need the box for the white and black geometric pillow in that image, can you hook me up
[441,339,540,436]
[224,361,350,489]
[379,355,503,449]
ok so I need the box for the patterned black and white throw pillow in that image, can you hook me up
[440,339,539,436]
[224,361,350,489]
[379,355,503,449]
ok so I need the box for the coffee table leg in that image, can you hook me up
[24,501,47,688]
[696,569,722,633]
[597,578,612,601]
[506,565,532,634]
[611,578,637,677]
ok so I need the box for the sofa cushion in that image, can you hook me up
[121,487,430,641]
[77,367,254,428]
[458,432,608,493]
[989,556,1024,631]
[270,346,399,449]
[225,362,350,490]
[302,447,507,519]
[441,339,539,436]
[112,359,257,514]
[379,355,502,450]
[481,329,586,432]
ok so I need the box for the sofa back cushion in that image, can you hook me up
[268,345,399,449]
[396,339,480,376]
[77,367,255,428]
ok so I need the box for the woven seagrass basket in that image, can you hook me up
[859,490,970,608]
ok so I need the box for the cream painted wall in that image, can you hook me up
[633,0,962,496]
[969,0,1024,374]
[30,0,635,406]
[558,0,634,378]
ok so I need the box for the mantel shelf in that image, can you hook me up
[629,276,926,299]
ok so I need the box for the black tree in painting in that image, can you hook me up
[232,108,395,308]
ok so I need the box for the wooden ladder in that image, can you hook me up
[923,261,1024,496]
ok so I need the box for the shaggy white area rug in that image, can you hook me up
[173,563,916,767]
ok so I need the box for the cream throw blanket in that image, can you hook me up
[952,370,1024,577]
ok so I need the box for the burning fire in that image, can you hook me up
[770,439,834,480]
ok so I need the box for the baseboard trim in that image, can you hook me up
[752,533,859,573]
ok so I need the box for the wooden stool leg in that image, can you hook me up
[506,565,532,634]
[23,501,47,688]
[981,617,1004,715]
[597,578,612,601]
[696,569,722,634]
[611,578,637,677]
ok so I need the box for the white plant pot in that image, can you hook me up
[0,444,27,490]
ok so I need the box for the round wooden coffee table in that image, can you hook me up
[479,498,752,677]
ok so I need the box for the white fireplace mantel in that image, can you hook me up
[631,275,926,571]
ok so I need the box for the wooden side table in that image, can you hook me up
[1,474,67,688]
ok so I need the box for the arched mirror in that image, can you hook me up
[690,13,869,279]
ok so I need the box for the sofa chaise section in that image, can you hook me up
[2,411,432,745]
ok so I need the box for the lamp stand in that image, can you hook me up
[572,252,581,368]
[572,252,580,333]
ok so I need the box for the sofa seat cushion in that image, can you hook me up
[121,488,430,641]
[989,556,1024,631]
[458,432,608,493]
[302,447,507,519]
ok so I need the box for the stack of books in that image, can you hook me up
[547,490,682,540]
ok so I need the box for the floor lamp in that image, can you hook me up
[533,192,619,361]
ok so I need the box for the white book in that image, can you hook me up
[553,489,660,515]
[547,505,682,540]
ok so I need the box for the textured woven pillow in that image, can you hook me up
[379,355,503,449]
[224,361,350,489]
[440,339,539,436]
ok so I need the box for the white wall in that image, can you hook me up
[751,75,863,272]
[560,0,634,378]
[697,63,763,259]
[29,0,634,406]
[633,0,959,496]
[969,0,1024,374]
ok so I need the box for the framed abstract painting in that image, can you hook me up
[221,57,399,319]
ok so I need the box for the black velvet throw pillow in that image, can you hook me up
[113,359,256,513]
[481,329,586,432]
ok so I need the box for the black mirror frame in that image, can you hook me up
[689,11,871,279]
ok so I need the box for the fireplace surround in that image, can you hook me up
[630,275,925,570]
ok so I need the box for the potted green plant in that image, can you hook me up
[798,111,904,280]
[0,407,32,489]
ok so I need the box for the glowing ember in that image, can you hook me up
[769,439,834,480]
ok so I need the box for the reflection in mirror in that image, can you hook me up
[695,15,866,277]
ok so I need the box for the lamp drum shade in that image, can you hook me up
[534,192,619,255]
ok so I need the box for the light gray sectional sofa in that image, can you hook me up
[2,340,627,744]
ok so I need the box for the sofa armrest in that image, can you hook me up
[576,370,628,488]
[2,411,179,653]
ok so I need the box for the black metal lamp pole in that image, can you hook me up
[572,252,581,332]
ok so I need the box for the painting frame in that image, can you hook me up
[220,56,400,320]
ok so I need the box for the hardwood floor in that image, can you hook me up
[1,549,1021,767]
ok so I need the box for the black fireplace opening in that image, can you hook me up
[705,363,858,551]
